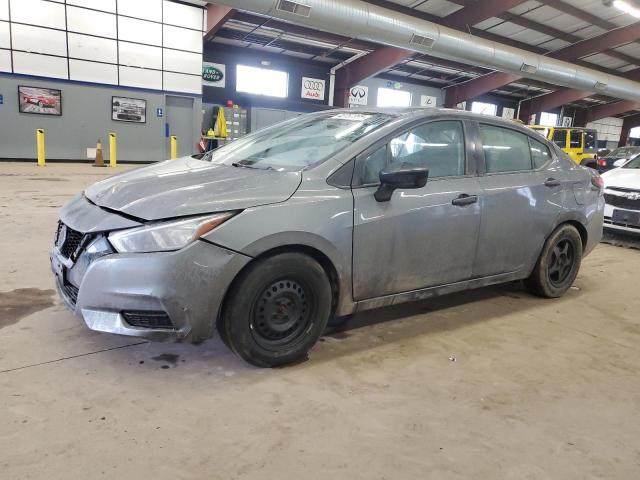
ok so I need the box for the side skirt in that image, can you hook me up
[354,270,526,313]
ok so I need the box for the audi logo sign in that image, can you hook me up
[301,76,325,101]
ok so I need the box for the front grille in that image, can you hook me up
[604,193,640,211]
[56,221,86,259]
[122,311,175,330]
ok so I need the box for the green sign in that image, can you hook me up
[202,63,226,87]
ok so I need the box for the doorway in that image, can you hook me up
[166,95,195,158]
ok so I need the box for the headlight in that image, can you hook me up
[108,212,236,253]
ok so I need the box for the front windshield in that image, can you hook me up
[200,112,396,171]
[623,155,640,169]
[608,147,640,158]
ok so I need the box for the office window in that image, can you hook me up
[480,124,532,173]
[631,127,640,138]
[471,102,497,116]
[377,87,411,107]
[236,65,288,98]
[540,112,558,127]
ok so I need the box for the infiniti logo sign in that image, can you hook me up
[350,87,366,98]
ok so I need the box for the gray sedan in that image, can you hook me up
[51,108,605,367]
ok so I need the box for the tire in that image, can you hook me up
[220,252,332,367]
[525,224,583,298]
[580,159,597,169]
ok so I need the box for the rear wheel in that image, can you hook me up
[220,253,332,367]
[525,224,583,298]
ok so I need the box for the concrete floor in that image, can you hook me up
[1,162,639,480]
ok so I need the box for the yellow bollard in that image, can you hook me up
[170,135,177,160]
[36,129,45,167]
[109,133,117,167]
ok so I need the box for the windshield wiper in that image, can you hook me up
[232,160,275,171]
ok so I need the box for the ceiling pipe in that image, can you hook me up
[212,0,640,103]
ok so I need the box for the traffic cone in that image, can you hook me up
[93,139,106,167]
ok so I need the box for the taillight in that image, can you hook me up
[591,176,604,190]
[597,158,607,167]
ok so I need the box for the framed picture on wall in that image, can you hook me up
[112,96,146,123]
[18,86,62,116]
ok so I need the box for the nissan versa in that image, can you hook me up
[51,109,605,367]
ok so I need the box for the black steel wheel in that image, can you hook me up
[525,224,583,298]
[220,252,332,367]
[251,279,314,349]
[547,239,575,287]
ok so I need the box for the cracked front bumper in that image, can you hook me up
[51,240,251,343]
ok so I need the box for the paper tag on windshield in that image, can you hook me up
[332,113,371,121]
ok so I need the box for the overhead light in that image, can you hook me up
[260,60,271,66]
[611,0,640,18]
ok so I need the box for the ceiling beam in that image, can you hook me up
[517,68,640,120]
[230,12,376,51]
[333,47,414,107]
[444,23,640,107]
[585,100,640,123]
[444,0,529,29]
[538,0,615,30]
[550,23,640,62]
[204,4,235,41]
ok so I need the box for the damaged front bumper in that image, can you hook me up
[51,195,251,343]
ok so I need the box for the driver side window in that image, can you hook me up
[389,121,465,178]
[356,121,466,186]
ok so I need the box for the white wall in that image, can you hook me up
[586,117,624,145]
[353,77,443,109]
[0,0,203,94]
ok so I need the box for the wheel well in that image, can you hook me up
[217,245,341,332]
[562,220,588,250]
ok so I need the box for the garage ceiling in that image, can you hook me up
[205,0,640,117]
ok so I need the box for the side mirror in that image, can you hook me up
[613,159,627,168]
[374,165,429,202]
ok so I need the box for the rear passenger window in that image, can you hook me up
[552,130,566,148]
[530,138,552,168]
[389,121,465,178]
[479,124,532,173]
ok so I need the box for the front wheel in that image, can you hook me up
[220,252,332,367]
[525,224,583,298]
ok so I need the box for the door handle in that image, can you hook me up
[452,194,478,206]
[544,178,562,187]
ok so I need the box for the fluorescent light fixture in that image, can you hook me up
[612,0,640,18]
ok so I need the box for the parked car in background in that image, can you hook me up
[530,126,598,167]
[596,146,640,173]
[51,109,605,367]
[602,155,640,236]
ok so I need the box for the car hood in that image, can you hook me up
[84,157,302,220]
[602,167,640,190]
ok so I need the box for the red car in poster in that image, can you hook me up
[22,92,57,108]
